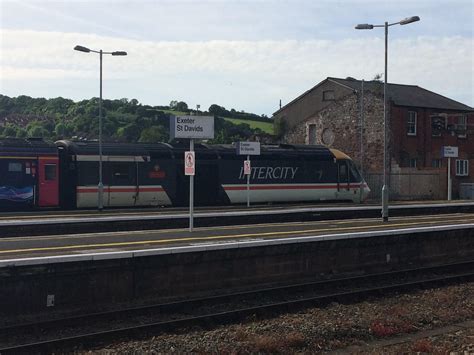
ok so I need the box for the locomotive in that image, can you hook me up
[0,138,370,210]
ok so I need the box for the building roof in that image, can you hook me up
[329,77,473,111]
[273,77,473,115]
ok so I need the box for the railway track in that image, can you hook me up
[1,260,473,353]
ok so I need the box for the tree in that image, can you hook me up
[373,73,383,82]
[2,125,17,137]
[175,101,188,112]
[116,122,142,142]
[169,100,178,109]
[16,128,27,138]
[27,125,48,138]
[138,125,168,143]
[209,104,227,116]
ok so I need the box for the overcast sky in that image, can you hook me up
[1,0,473,116]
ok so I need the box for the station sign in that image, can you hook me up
[170,116,214,140]
[184,151,195,176]
[441,146,458,158]
[236,141,261,156]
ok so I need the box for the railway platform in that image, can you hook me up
[1,200,473,237]
[0,212,473,326]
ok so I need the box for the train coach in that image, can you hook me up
[0,138,59,209]
[0,138,370,209]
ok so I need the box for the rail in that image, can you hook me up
[1,260,473,353]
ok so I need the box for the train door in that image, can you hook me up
[107,161,138,207]
[38,157,59,207]
[337,160,350,199]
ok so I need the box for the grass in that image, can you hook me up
[222,117,274,134]
[159,109,189,116]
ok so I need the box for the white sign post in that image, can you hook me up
[244,158,251,207]
[442,146,458,201]
[171,116,214,232]
[236,142,261,207]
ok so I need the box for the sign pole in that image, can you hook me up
[441,146,457,201]
[189,138,194,232]
[189,139,194,232]
[448,157,452,201]
[246,154,250,207]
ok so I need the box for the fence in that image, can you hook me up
[364,171,445,201]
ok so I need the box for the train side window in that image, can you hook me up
[8,162,22,172]
[111,164,136,185]
[45,164,57,181]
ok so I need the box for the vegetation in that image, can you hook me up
[0,95,274,144]
[222,117,273,134]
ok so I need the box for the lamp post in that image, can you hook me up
[355,16,420,222]
[74,45,127,210]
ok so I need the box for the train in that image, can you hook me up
[0,138,370,210]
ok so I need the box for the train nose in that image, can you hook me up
[362,182,371,201]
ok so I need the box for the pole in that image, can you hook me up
[359,79,364,203]
[381,22,389,222]
[247,154,250,207]
[98,49,104,211]
[448,157,452,201]
[189,139,194,232]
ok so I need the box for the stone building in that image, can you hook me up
[273,77,474,199]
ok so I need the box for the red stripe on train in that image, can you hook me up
[78,187,165,193]
[224,184,363,191]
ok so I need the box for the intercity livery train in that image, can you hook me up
[0,138,370,210]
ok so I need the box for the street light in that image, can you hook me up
[355,16,420,222]
[74,45,127,210]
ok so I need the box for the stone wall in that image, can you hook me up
[284,91,386,172]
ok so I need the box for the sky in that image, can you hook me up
[0,0,473,116]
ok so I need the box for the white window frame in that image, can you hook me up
[407,111,417,136]
[456,159,469,176]
[456,115,467,138]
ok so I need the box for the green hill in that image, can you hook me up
[222,117,274,134]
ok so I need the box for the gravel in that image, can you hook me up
[79,281,474,354]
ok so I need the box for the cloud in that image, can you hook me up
[1,29,472,114]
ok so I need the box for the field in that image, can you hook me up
[222,117,274,134]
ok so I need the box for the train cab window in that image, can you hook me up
[45,164,57,181]
[338,162,349,183]
[348,161,362,182]
[8,162,22,172]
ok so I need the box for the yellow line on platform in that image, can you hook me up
[0,214,467,243]
[0,218,471,255]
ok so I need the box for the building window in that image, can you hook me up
[456,115,467,138]
[456,159,469,176]
[409,158,417,168]
[308,124,317,145]
[431,116,446,137]
[322,90,335,101]
[407,111,417,136]
[431,159,442,168]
